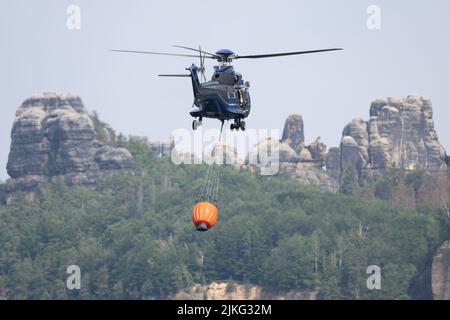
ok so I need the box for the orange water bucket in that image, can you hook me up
[192,201,218,231]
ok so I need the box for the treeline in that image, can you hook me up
[0,139,449,299]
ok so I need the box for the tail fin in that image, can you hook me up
[186,64,201,97]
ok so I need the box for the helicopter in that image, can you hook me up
[111,45,343,131]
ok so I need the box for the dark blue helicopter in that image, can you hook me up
[112,46,342,131]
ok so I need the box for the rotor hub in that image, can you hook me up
[215,49,236,63]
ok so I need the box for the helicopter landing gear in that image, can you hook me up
[230,119,246,131]
[192,118,203,131]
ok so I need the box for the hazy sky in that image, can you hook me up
[1,0,449,180]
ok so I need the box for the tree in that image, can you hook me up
[263,235,316,291]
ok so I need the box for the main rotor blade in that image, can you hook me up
[158,74,191,77]
[110,49,215,59]
[235,48,343,59]
[172,45,219,58]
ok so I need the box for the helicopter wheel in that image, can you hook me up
[230,124,235,131]
[240,121,246,131]
[192,120,198,131]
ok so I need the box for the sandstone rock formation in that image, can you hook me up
[432,241,450,300]
[281,114,305,152]
[246,115,338,192]
[174,281,318,300]
[175,282,261,300]
[5,92,134,203]
[242,94,449,204]
[329,94,449,206]
[325,147,340,180]
[336,95,448,184]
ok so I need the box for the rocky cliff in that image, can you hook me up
[247,114,339,192]
[336,95,447,181]
[333,94,449,206]
[243,94,449,206]
[5,92,133,203]
[174,281,318,300]
[432,241,450,300]
[278,114,338,192]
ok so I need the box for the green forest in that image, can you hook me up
[0,139,449,300]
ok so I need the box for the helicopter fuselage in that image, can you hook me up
[187,64,251,129]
